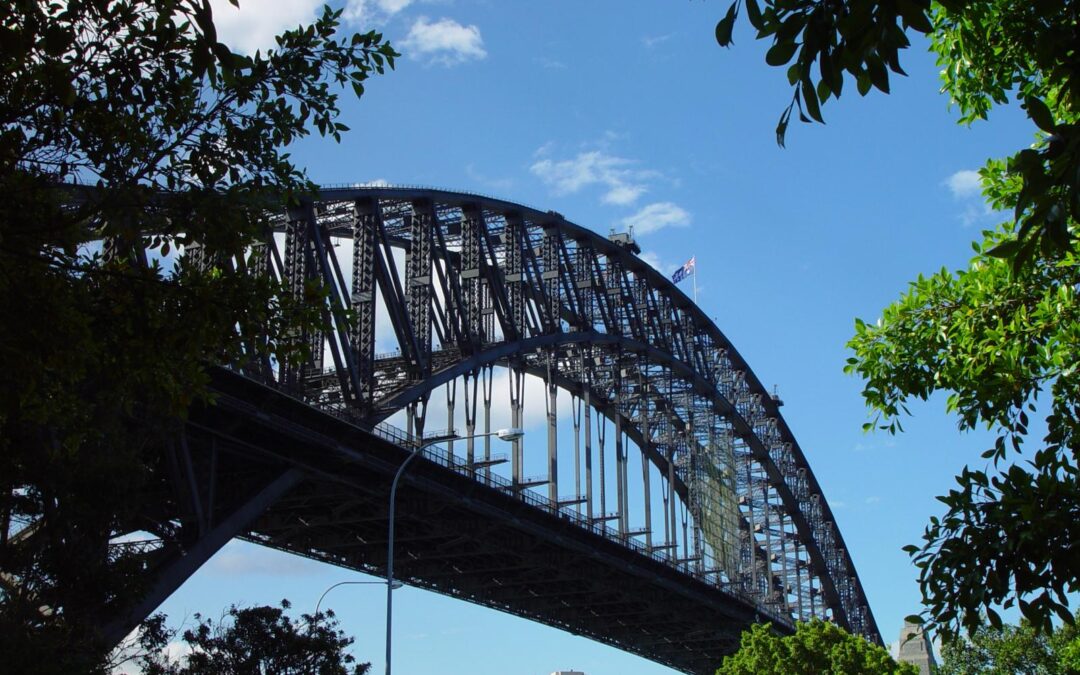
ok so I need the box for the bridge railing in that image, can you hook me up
[315,182,548,215]
[380,424,789,626]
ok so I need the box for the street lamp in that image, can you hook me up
[385,427,524,675]
[314,579,401,620]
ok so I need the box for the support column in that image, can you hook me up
[510,365,524,486]
[616,425,627,536]
[351,199,378,410]
[482,365,493,474]
[445,378,456,458]
[406,202,433,380]
[464,370,478,468]
[572,394,582,514]
[584,380,594,522]
[668,446,677,558]
[546,359,558,503]
[641,448,653,550]
[597,414,607,520]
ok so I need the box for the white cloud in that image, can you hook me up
[530,150,658,206]
[643,33,673,48]
[865,496,881,504]
[343,0,413,25]
[945,169,982,199]
[602,184,646,206]
[209,0,323,54]
[944,169,999,227]
[960,201,996,228]
[620,202,691,236]
[359,178,392,187]
[401,17,487,66]
[534,56,567,70]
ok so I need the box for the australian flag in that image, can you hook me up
[671,256,695,285]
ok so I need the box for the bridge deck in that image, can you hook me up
[193,369,783,674]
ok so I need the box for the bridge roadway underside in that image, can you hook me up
[192,370,770,674]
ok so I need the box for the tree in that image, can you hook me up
[125,600,370,675]
[936,614,1080,674]
[714,0,1079,264]
[714,0,1080,638]
[716,620,917,675]
[0,1,395,670]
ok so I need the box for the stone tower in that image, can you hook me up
[897,620,936,674]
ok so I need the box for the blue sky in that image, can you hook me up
[151,1,1039,673]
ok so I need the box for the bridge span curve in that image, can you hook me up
[109,186,878,673]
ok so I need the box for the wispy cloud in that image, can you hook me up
[853,439,896,452]
[621,202,691,236]
[360,178,392,187]
[530,150,658,206]
[642,33,673,48]
[865,496,882,504]
[208,0,416,54]
[401,16,487,66]
[209,0,323,54]
[534,56,567,70]
[945,169,982,199]
[944,169,998,227]
[343,0,413,24]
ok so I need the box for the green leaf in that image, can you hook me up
[856,73,871,96]
[765,40,797,67]
[715,3,738,47]
[775,104,792,147]
[866,57,890,94]
[744,0,762,28]
[985,239,1019,258]
[787,63,802,86]
[898,0,933,33]
[1023,96,1056,133]
[801,77,824,123]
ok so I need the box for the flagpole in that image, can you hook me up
[693,259,697,305]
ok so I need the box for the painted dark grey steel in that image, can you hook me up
[255,185,879,644]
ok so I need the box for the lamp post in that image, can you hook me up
[314,580,400,620]
[384,427,524,675]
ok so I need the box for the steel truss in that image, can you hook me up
[83,186,878,674]
[239,187,877,643]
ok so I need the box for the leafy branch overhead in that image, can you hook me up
[847,226,1080,636]
[715,0,1080,265]
[1,1,394,669]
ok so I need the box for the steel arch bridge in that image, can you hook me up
[99,186,878,673]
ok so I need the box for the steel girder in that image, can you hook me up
[242,186,878,644]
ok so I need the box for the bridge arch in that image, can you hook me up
[241,186,879,643]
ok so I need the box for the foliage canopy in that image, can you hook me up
[715,620,917,675]
[128,600,371,675]
[936,613,1080,675]
[0,1,394,670]
[716,0,1080,638]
